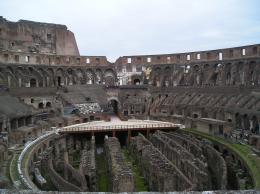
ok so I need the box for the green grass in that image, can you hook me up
[40,165,57,191]
[96,153,109,191]
[9,152,27,189]
[183,128,260,189]
[123,149,148,191]
[72,150,81,168]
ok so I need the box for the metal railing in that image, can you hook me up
[60,123,181,133]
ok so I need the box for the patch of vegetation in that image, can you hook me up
[122,149,148,191]
[40,166,57,191]
[96,152,109,191]
[72,150,81,168]
[183,128,260,189]
[9,152,27,189]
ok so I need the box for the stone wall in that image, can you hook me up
[0,17,79,55]
[150,131,210,190]
[129,134,193,191]
[104,136,135,192]
[79,136,97,191]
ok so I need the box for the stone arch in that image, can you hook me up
[209,72,218,86]
[27,66,44,87]
[131,74,142,85]
[46,102,52,108]
[162,66,171,87]
[251,115,259,134]
[14,67,26,87]
[47,68,55,87]
[67,68,77,85]
[225,63,232,85]
[29,78,37,87]
[95,69,103,84]
[248,61,257,85]
[242,114,250,130]
[75,68,86,84]
[38,102,44,109]
[37,68,49,87]
[152,67,162,87]
[235,113,242,129]
[108,97,120,115]
[86,69,95,84]
[237,61,244,85]
[56,68,66,86]
[5,66,18,87]
[193,65,203,86]
[104,69,116,86]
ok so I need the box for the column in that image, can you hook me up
[127,129,131,145]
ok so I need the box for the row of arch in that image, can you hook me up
[150,60,260,87]
[149,93,260,134]
[0,65,117,87]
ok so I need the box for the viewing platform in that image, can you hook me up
[58,119,184,134]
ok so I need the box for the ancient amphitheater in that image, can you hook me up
[0,16,260,194]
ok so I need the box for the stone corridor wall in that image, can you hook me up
[104,136,135,192]
[129,134,194,191]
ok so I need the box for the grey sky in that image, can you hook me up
[1,0,260,62]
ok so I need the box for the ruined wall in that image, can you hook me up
[202,143,227,190]
[104,137,135,192]
[150,131,210,190]
[130,134,193,191]
[0,17,79,55]
[79,137,97,191]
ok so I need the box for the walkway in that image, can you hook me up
[59,119,184,134]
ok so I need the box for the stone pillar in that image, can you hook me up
[19,78,22,87]
[112,130,116,137]
[146,129,150,137]
[36,80,39,87]
[15,119,18,130]
[7,76,11,87]
[46,77,50,87]
[127,129,131,145]
[63,151,69,181]
[22,117,26,127]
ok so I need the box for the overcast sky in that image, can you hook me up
[1,0,260,61]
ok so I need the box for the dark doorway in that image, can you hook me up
[38,103,44,109]
[133,79,140,85]
[30,78,37,87]
[110,99,118,115]
[46,102,51,108]
[57,76,61,86]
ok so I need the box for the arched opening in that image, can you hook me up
[109,99,119,115]
[193,113,198,119]
[46,102,52,108]
[57,76,61,86]
[242,114,250,130]
[133,79,140,85]
[30,78,37,87]
[38,102,44,109]
[226,72,231,85]
[251,116,259,134]
[235,113,242,129]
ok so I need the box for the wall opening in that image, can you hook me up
[38,102,44,109]
[30,78,37,87]
[46,102,52,108]
[109,99,118,115]
[57,76,61,86]
[133,79,140,85]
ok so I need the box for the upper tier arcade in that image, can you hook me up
[115,44,260,66]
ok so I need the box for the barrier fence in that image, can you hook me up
[59,123,182,133]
